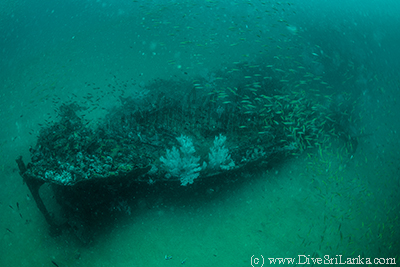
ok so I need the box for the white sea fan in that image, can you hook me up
[208,134,235,170]
[160,135,201,186]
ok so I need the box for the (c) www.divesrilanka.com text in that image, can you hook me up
[250,255,397,265]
